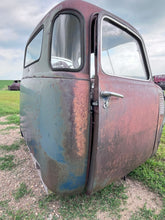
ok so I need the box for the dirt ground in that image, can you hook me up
[0,115,163,219]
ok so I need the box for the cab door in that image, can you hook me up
[87,13,159,193]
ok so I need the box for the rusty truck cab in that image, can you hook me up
[20,0,164,194]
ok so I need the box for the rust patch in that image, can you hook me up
[72,81,89,157]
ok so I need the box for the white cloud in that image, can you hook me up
[0,28,19,43]
[143,30,165,74]
[0,0,44,32]
[0,48,23,80]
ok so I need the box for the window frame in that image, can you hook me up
[24,25,44,68]
[100,16,150,81]
[50,10,85,72]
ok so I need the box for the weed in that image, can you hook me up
[0,155,15,170]
[39,182,127,219]
[13,183,31,201]
[0,143,20,152]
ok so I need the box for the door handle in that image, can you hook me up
[100,91,124,98]
[100,91,124,109]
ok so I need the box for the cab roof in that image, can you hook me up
[28,0,140,42]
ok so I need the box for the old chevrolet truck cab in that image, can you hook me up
[20,0,164,194]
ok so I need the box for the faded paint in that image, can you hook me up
[20,77,90,193]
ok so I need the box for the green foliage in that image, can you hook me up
[39,183,127,219]
[0,155,15,170]
[0,80,13,90]
[129,126,165,198]
[0,91,20,116]
[13,183,31,201]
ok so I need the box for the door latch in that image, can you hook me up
[103,98,109,109]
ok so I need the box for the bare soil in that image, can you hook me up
[0,116,163,219]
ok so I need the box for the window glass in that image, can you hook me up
[51,13,82,70]
[101,18,147,80]
[25,29,43,67]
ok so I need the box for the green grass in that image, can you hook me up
[0,114,20,125]
[13,183,31,201]
[6,114,20,125]
[0,143,20,152]
[39,182,127,220]
[1,126,18,130]
[0,155,15,170]
[0,91,20,116]
[130,202,165,220]
[0,80,13,90]
[129,126,165,198]
[0,80,20,117]
[1,209,45,220]
[0,200,9,208]
[19,138,26,146]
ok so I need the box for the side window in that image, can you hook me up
[25,28,43,67]
[101,18,148,80]
[51,13,82,70]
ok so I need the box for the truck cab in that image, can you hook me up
[20,0,164,194]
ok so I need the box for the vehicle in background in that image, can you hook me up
[153,74,165,90]
[8,80,20,91]
[20,0,164,195]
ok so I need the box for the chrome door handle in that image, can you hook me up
[100,91,124,109]
[100,91,124,98]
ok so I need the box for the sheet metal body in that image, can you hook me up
[20,0,164,194]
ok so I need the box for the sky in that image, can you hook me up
[0,0,165,80]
